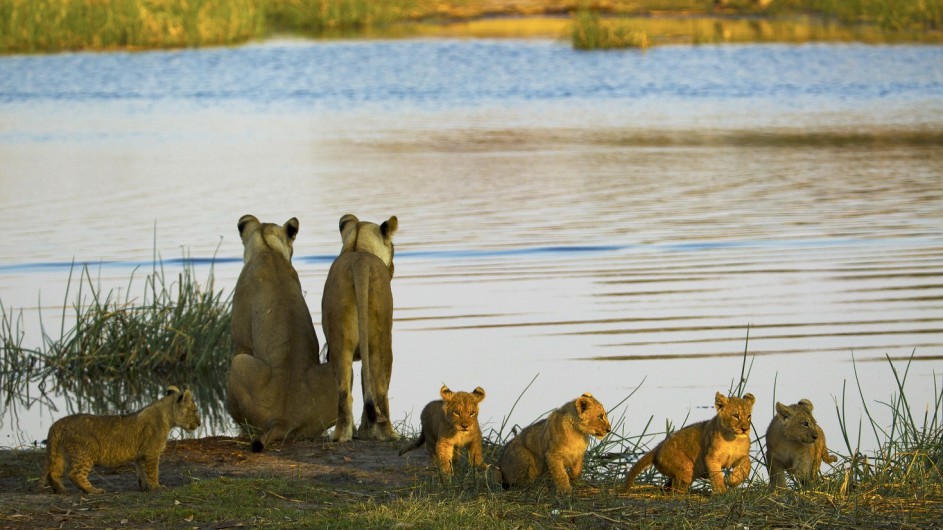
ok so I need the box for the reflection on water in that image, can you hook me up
[0,39,941,454]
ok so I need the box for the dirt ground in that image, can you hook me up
[0,436,433,528]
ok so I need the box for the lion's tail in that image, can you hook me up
[397,432,425,456]
[352,259,384,426]
[624,449,656,490]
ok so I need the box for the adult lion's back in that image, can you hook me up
[322,214,398,442]
[226,215,336,452]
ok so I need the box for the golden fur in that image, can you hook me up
[321,214,398,442]
[765,399,836,487]
[398,385,487,476]
[41,386,200,494]
[625,392,755,494]
[495,393,611,494]
[226,215,337,452]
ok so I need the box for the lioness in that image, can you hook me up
[399,385,487,476]
[226,215,337,452]
[322,214,398,442]
[494,393,611,494]
[766,399,836,487]
[41,386,200,494]
[625,392,755,495]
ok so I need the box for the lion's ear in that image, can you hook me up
[238,215,259,240]
[472,387,486,402]
[797,399,814,412]
[381,216,398,238]
[715,392,727,411]
[284,218,300,241]
[165,385,181,397]
[742,393,755,405]
[440,385,453,402]
[339,214,359,250]
[576,394,594,414]
[775,402,791,419]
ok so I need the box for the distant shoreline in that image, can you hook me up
[2,0,942,54]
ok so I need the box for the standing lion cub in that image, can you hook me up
[765,399,837,487]
[494,393,611,494]
[625,392,754,495]
[41,386,201,494]
[398,385,487,476]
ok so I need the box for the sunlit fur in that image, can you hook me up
[41,386,200,494]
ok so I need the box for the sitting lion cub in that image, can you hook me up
[41,386,201,494]
[398,385,486,476]
[495,393,611,494]
[765,399,837,487]
[625,392,754,494]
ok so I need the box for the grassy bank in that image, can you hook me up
[2,0,943,53]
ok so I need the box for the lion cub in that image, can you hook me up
[495,393,611,494]
[41,386,201,494]
[765,399,837,487]
[399,385,486,476]
[625,392,754,495]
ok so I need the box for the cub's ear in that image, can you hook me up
[181,389,194,403]
[381,216,398,238]
[165,385,181,396]
[339,214,359,250]
[472,387,486,402]
[715,392,728,410]
[775,402,792,419]
[576,394,594,414]
[238,215,259,240]
[440,385,453,402]
[743,393,755,405]
[797,399,814,412]
[284,217,300,241]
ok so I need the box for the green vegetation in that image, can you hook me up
[0,257,232,428]
[0,0,265,53]
[1,0,942,53]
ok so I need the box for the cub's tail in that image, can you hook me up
[624,449,656,490]
[397,432,425,456]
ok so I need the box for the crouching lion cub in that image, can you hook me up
[766,399,837,487]
[41,386,200,494]
[398,385,487,476]
[494,393,611,494]
[625,392,755,495]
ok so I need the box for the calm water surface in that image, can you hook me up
[1,40,942,458]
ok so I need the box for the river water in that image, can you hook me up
[1,39,941,459]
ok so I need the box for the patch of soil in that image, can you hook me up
[0,436,434,528]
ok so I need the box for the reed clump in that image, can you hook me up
[572,9,650,50]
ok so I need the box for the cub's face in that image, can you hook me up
[171,389,202,432]
[715,392,754,437]
[440,385,485,433]
[338,214,398,275]
[237,215,299,264]
[776,400,819,444]
[575,393,611,439]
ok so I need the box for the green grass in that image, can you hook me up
[2,0,942,53]
[0,255,232,430]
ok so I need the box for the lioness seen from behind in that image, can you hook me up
[398,385,487,477]
[41,386,200,494]
[625,392,754,495]
[322,214,398,442]
[226,215,337,452]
